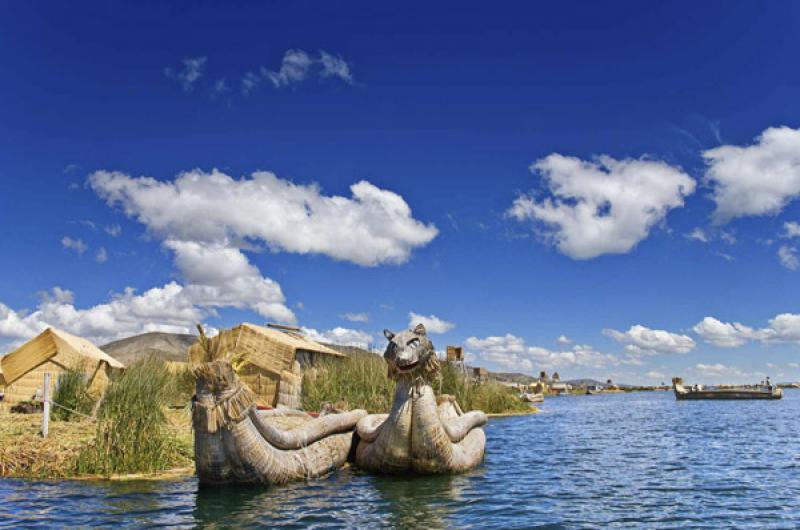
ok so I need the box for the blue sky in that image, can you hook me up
[2,1,800,384]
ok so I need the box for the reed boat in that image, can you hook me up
[520,392,544,403]
[673,382,782,400]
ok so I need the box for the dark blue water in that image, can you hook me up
[3,390,799,529]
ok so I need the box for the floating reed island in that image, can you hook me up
[0,322,534,480]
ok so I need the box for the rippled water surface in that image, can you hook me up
[3,390,799,529]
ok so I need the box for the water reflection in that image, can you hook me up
[367,470,469,529]
[3,391,800,529]
[190,468,470,528]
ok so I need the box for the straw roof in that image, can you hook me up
[245,324,343,357]
[0,327,124,385]
[189,323,343,375]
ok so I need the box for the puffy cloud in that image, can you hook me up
[61,236,87,255]
[164,57,207,92]
[783,221,800,238]
[319,51,353,84]
[693,313,800,347]
[603,324,696,355]
[242,49,354,93]
[341,312,369,323]
[508,154,695,259]
[645,370,666,380]
[104,224,122,237]
[301,327,374,349]
[557,335,572,344]
[0,285,206,348]
[264,49,313,87]
[704,126,800,224]
[692,316,762,348]
[778,245,799,271]
[166,240,294,323]
[408,312,454,334]
[464,334,532,371]
[464,333,618,373]
[89,169,437,267]
[88,168,436,326]
[764,313,800,341]
[95,247,108,264]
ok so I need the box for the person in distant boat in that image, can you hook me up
[766,376,772,389]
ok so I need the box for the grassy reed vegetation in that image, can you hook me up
[52,362,94,421]
[75,357,193,477]
[303,352,532,414]
[303,351,396,413]
[439,361,531,414]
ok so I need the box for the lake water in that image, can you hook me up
[2,389,799,529]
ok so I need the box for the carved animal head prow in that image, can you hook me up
[383,323,439,380]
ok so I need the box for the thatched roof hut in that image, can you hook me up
[0,327,124,403]
[473,367,488,381]
[188,323,344,408]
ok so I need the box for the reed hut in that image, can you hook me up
[0,361,6,399]
[188,323,345,408]
[0,327,124,403]
[472,367,488,382]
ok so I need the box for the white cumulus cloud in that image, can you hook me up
[88,168,436,325]
[778,245,799,270]
[782,221,800,238]
[0,285,207,349]
[704,126,800,224]
[301,327,374,349]
[693,313,800,348]
[319,51,354,84]
[408,312,454,334]
[264,49,313,88]
[62,236,88,255]
[603,324,696,355]
[165,240,294,323]
[464,333,618,373]
[508,154,695,259]
[692,317,763,348]
[89,169,437,267]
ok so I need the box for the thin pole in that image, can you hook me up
[42,372,51,438]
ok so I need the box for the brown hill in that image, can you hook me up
[101,332,198,365]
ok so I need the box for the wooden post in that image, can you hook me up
[42,372,50,438]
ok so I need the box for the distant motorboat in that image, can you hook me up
[673,382,782,400]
